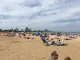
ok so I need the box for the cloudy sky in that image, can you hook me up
[0,0,80,32]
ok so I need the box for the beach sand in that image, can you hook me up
[0,35,80,60]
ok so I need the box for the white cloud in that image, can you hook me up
[0,0,80,32]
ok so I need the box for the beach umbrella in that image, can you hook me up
[35,32,39,36]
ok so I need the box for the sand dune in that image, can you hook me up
[0,35,80,60]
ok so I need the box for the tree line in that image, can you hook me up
[0,27,51,32]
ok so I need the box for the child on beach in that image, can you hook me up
[48,51,58,60]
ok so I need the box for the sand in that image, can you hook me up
[0,34,80,60]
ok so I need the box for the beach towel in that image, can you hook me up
[48,58,56,60]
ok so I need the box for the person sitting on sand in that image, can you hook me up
[44,33,47,37]
[56,40,68,46]
[46,40,56,46]
[51,40,56,45]
[64,56,71,60]
[56,40,62,46]
[40,34,48,43]
[22,33,26,39]
[19,33,21,38]
[48,51,58,60]
[47,40,52,45]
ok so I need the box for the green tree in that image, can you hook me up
[33,30,37,32]
[25,27,29,32]
[0,29,2,32]
[21,29,24,32]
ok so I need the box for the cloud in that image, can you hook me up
[22,0,41,7]
[0,0,80,32]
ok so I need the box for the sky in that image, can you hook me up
[0,0,80,32]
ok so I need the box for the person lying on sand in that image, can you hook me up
[48,51,58,60]
[47,40,52,45]
[72,34,77,39]
[47,40,56,46]
[68,34,77,39]
[64,36,71,40]
[69,35,75,39]
[64,56,71,60]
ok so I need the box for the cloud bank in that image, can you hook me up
[0,0,80,32]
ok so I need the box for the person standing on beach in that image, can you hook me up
[48,51,58,60]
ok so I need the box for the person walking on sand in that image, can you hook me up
[48,51,58,60]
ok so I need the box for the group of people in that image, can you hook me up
[40,33,68,46]
[2,32,75,60]
[64,34,77,40]
[18,32,42,39]
[5,32,35,39]
[48,51,71,60]
[18,32,36,39]
[5,32,78,45]
[5,32,16,37]
[40,32,78,46]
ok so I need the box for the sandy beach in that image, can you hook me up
[0,34,80,60]
[0,0,80,60]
